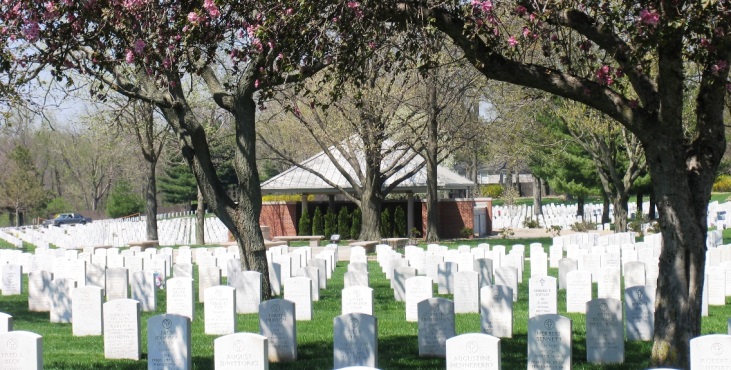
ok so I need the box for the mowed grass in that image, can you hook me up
[2,238,731,369]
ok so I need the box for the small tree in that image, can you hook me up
[312,207,324,236]
[380,208,392,238]
[351,208,362,240]
[44,197,72,217]
[106,181,144,218]
[324,208,337,238]
[393,206,407,237]
[337,207,351,239]
[298,208,311,236]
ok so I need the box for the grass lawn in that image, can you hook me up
[2,238,731,369]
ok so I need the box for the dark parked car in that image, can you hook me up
[43,213,92,227]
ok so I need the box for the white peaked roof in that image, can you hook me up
[261,138,475,194]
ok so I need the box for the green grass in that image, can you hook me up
[3,238,731,369]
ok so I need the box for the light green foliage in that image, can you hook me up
[105,180,144,218]
[713,175,731,192]
[44,197,72,218]
[480,184,504,198]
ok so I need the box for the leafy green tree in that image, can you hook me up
[337,207,350,239]
[105,180,144,218]
[380,208,392,238]
[350,208,362,240]
[393,206,407,237]
[324,208,337,238]
[159,164,198,205]
[44,197,72,218]
[0,146,48,226]
[298,208,311,236]
[312,207,324,236]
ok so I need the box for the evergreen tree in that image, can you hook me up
[380,208,391,238]
[324,207,337,238]
[350,208,362,240]
[312,207,324,236]
[298,208,311,236]
[106,180,144,218]
[393,206,407,237]
[337,207,350,239]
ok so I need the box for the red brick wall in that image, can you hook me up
[260,202,297,237]
[421,199,477,239]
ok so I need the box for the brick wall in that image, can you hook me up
[260,202,297,237]
[421,199,477,239]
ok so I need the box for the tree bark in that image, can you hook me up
[196,187,205,245]
[612,193,629,233]
[145,159,159,241]
[637,192,643,219]
[576,196,585,220]
[425,75,440,243]
[359,180,383,241]
[601,193,610,224]
[533,175,542,216]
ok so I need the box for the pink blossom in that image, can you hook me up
[368,41,376,49]
[712,60,728,75]
[701,38,711,48]
[133,39,145,54]
[347,1,360,8]
[122,0,147,10]
[285,8,293,15]
[514,5,527,16]
[125,49,134,64]
[595,65,614,85]
[629,100,639,108]
[508,36,518,47]
[203,0,219,18]
[254,79,260,88]
[522,27,530,37]
[471,0,492,13]
[639,9,659,26]
[22,22,40,41]
[187,12,200,24]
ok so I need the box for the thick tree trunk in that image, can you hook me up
[196,187,205,245]
[637,192,644,219]
[649,192,657,220]
[145,160,159,241]
[647,144,708,368]
[359,182,383,241]
[533,176,542,216]
[612,193,629,232]
[602,193,610,224]
[576,196,585,220]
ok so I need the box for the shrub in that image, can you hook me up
[324,207,337,238]
[569,221,596,232]
[337,207,350,239]
[350,208,362,239]
[380,208,392,238]
[546,225,562,237]
[460,227,474,238]
[499,227,514,239]
[298,209,311,236]
[713,175,731,192]
[44,197,72,217]
[312,207,324,236]
[106,180,144,218]
[481,184,504,198]
[393,206,407,237]
[523,217,540,228]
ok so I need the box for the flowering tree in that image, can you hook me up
[0,0,346,298]
[350,1,727,367]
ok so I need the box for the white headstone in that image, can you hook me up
[405,276,432,322]
[418,298,456,357]
[529,276,557,318]
[173,263,193,278]
[690,334,731,370]
[1,264,22,295]
[625,285,655,341]
[0,312,12,332]
[214,332,269,370]
[342,286,374,316]
[566,270,592,313]
[527,314,572,370]
[198,266,221,303]
[231,271,262,314]
[50,278,76,323]
[558,258,577,290]
[494,267,519,302]
[437,262,458,294]
[259,299,297,362]
[147,314,191,370]
[131,271,157,312]
[345,271,369,288]
[105,267,129,301]
[454,271,479,314]
[72,285,103,336]
[333,313,378,369]
[393,266,416,301]
[586,298,624,364]
[28,271,53,312]
[284,277,312,321]
[473,258,494,287]
[480,285,513,338]
[0,331,43,370]
[446,333,501,370]
[166,277,195,321]
[597,267,621,301]
[204,285,236,335]
[103,299,141,360]
[297,266,320,301]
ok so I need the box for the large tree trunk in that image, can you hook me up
[359,181,383,241]
[576,196,585,220]
[145,160,159,241]
[196,187,205,245]
[602,193,610,224]
[425,76,439,243]
[612,193,629,232]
